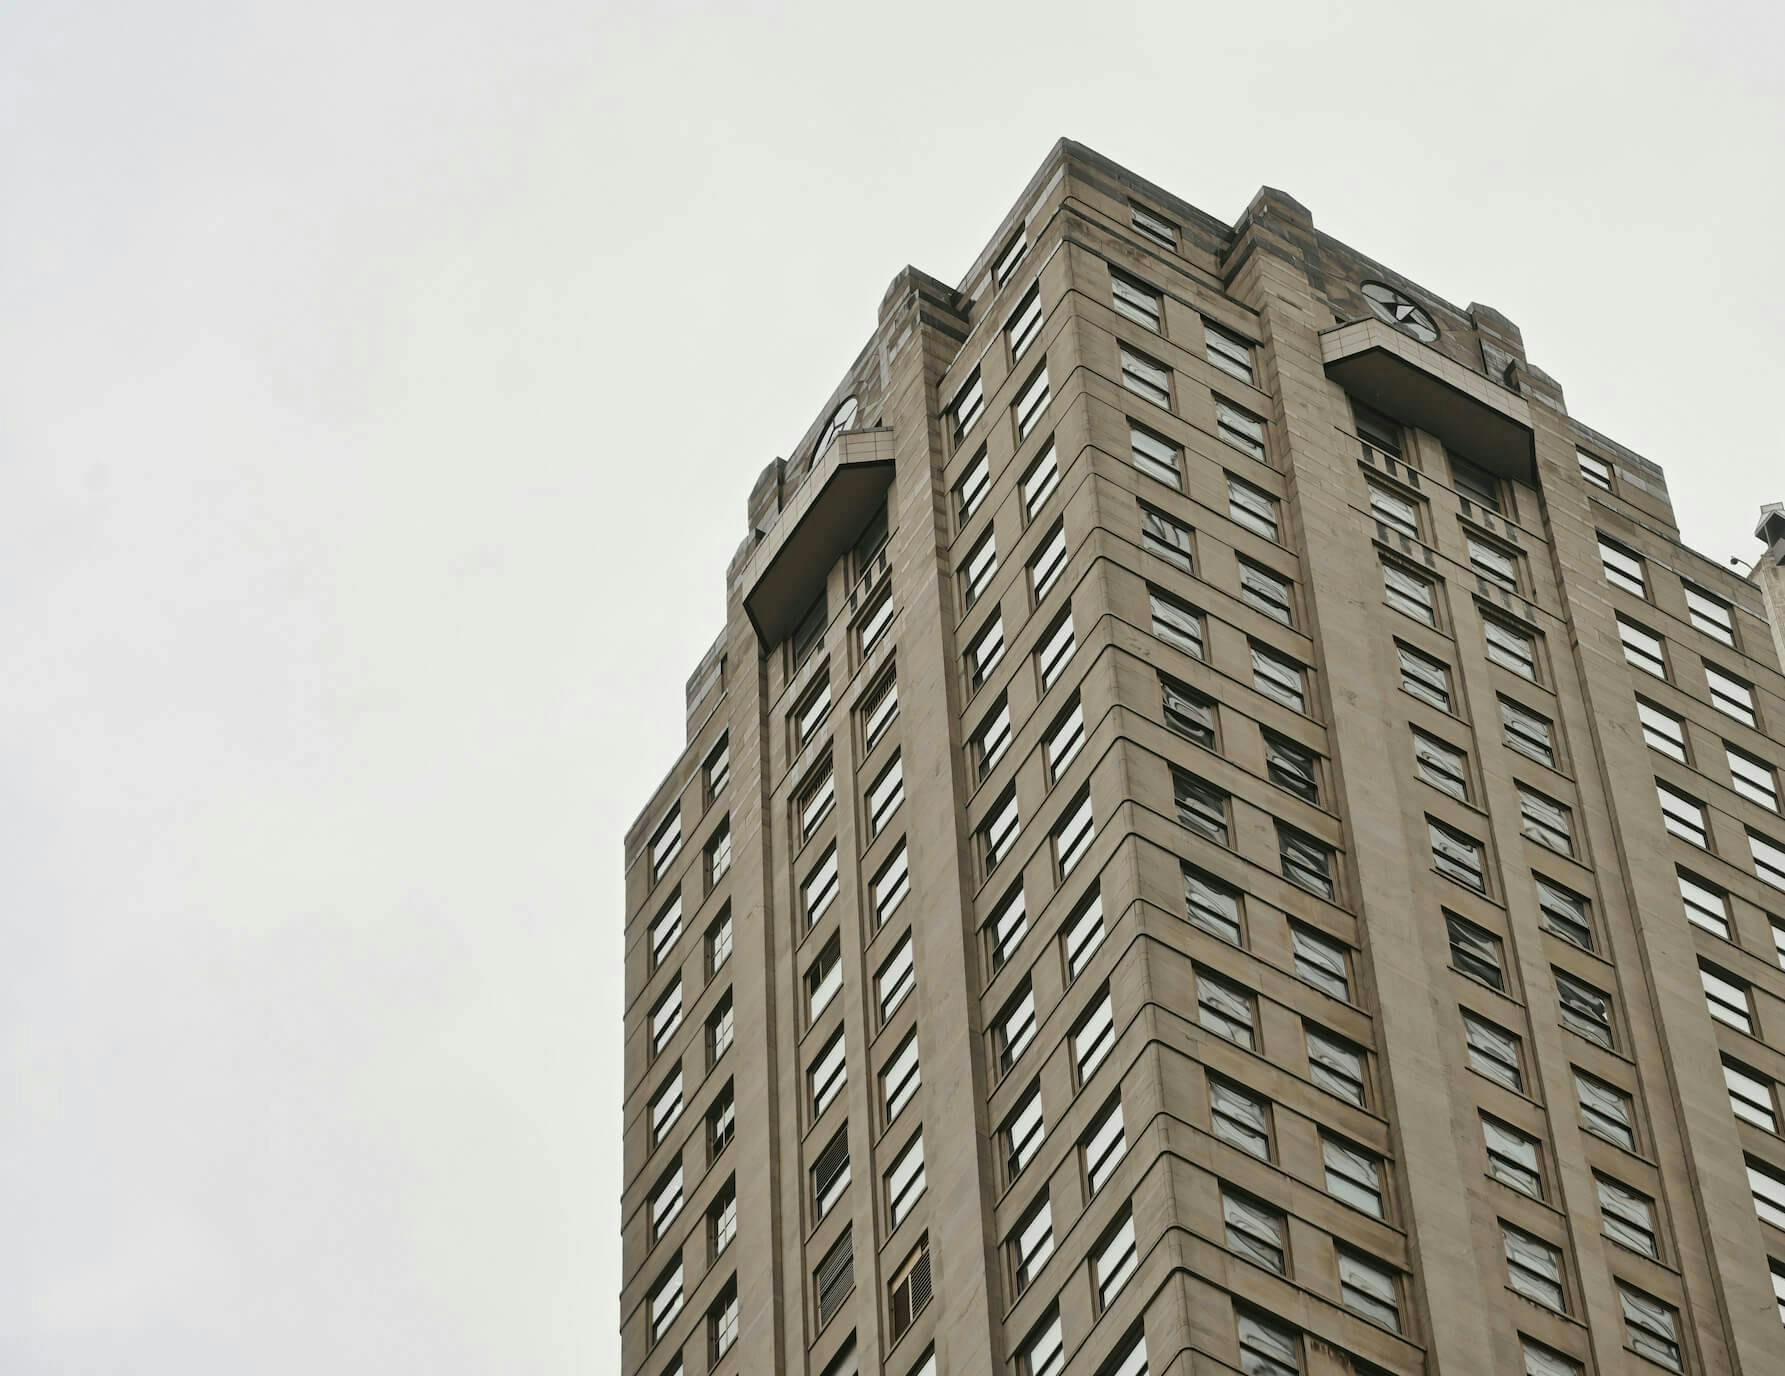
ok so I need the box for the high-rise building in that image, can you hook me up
[618,140,1785,1376]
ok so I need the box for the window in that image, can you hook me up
[707,990,734,1064]
[806,934,842,1020]
[1121,344,1171,408]
[1010,1196,1053,1294]
[703,907,730,978]
[815,1227,853,1326]
[1751,1156,1785,1228]
[1111,271,1162,330]
[1397,641,1453,710]
[981,787,1020,871]
[648,1262,684,1347]
[1162,674,1216,746]
[1338,1249,1401,1332]
[1355,403,1403,460]
[1150,587,1204,658]
[992,231,1027,286]
[877,933,915,1022]
[873,842,910,927]
[1184,864,1243,943]
[650,894,683,971]
[1753,830,1785,890]
[1084,1096,1127,1193]
[799,760,836,842]
[1469,532,1521,592]
[709,1177,737,1257]
[796,674,833,747]
[951,371,985,444]
[1278,824,1336,899]
[1007,285,1044,362]
[860,669,898,751]
[1367,482,1421,539]
[1129,420,1182,488]
[1575,1067,1636,1150]
[1196,967,1256,1047]
[1210,1076,1271,1159]
[650,1069,684,1146]
[1228,474,1280,540]
[1637,699,1686,761]
[1775,919,1785,970]
[1701,961,1752,1032]
[1017,1311,1064,1376]
[1684,583,1736,646]
[1483,613,1540,681]
[967,615,1005,692]
[1618,1283,1683,1373]
[1140,503,1193,571]
[1431,819,1487,892]
[1307,1023,1368,1106]
[1678,870,1731,938]
[882,1031,920,1124]
[649,1160,684,1242]
[866,754,905,838]
[1091,1209,1138,1309]
[650,809,683,884]
[1030,523,1068,601]
[1034,606,1077,691]
[1618,617,1668,679]
[1556,969,1615,1049]
[1523,1338,1583,1376]
[1730,746,1780,811]
[1236,1310,1300,1376]
[1264,732,1319,803]
[1447,912,1507,990]
[1726,1057,1778,1132]
[1205,320,1254,383]
[704,735,730,801]
[707,1080,736,1156]
[886,1133,926,1226]
[1501,1222,1565,1312]
[812,1127,851,1219]
[1021,441,1059,519]
[1173,768,1230,844]
[1222,1186,1287,1274]
[1322,1134,1385,1217]
[703,1279,739,1364]
[1240,557,1295,625]
[1578,448,1613,490]
[969,698,1013,784]
[811,1028,847,1117]
[1536,877,1595,951]
[1518,786,1574,857]
[1596,1173,1659,1259]
[1055,790,1096,877]
[1413,728,1470,800]
[1251,642,1307,712]
[1774,1259,1785,1325]
[705,820,731,887]
[1217,398,1267,460]
[1382,560,1437,625]
[1464,1011,1524,1092]
[1501,698,1556,766]
[858,584,894,655]
[649,980,684,1058]
[996,983,1037,1075]
[1074,987,1116,1081]
[1004,1084,1045,1179]
[956,447,990,522]
[1062,888,1106,981]
[1483,1114,1544,1198]
[1131,201,1178,247]
[853,499,889,579]
[986,883,1027,973]
[1706,662,1759,727]
[803,846,840,929]
[1291,923,1350,998]
[792,594,828,671]
[961,530,997,610]
[1657,782,1709,848]
[1452,453,1503,512]
[1598,534,1649,596]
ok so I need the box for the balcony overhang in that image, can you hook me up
[742,428,897,644]
[1321,319,1536,482]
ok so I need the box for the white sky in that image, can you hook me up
[2,1,1780,1371]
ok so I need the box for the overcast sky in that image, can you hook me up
[3,1,1781,1371]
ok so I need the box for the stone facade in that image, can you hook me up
[618,140,1785,1376]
